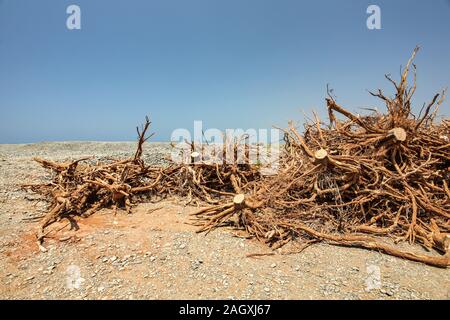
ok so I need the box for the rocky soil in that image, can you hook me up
[0,142,449,300]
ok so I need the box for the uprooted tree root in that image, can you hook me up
[26,47,450,267]
[25,117,166,246]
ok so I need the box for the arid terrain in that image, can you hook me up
[0,142,449,300]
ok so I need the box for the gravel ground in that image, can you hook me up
[0,142,449,300]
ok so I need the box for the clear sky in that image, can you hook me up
[1,0,449,143]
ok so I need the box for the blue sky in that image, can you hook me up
[1,0,449,143]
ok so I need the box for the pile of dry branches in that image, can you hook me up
[193,47,450,267]
[26,117,166,246]
[28,48,450,267]
[164,139,263,205]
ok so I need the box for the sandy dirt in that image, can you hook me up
[0,142,449,300]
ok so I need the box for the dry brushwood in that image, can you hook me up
[190,47,450,268]
[25,116,165,248]
[165,138,262,205]
[28,47,450,267]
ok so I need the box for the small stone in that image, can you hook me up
[149,256,156,262]
[179,243,186,249]
[270,263,277,268]
[264,287,270,293]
